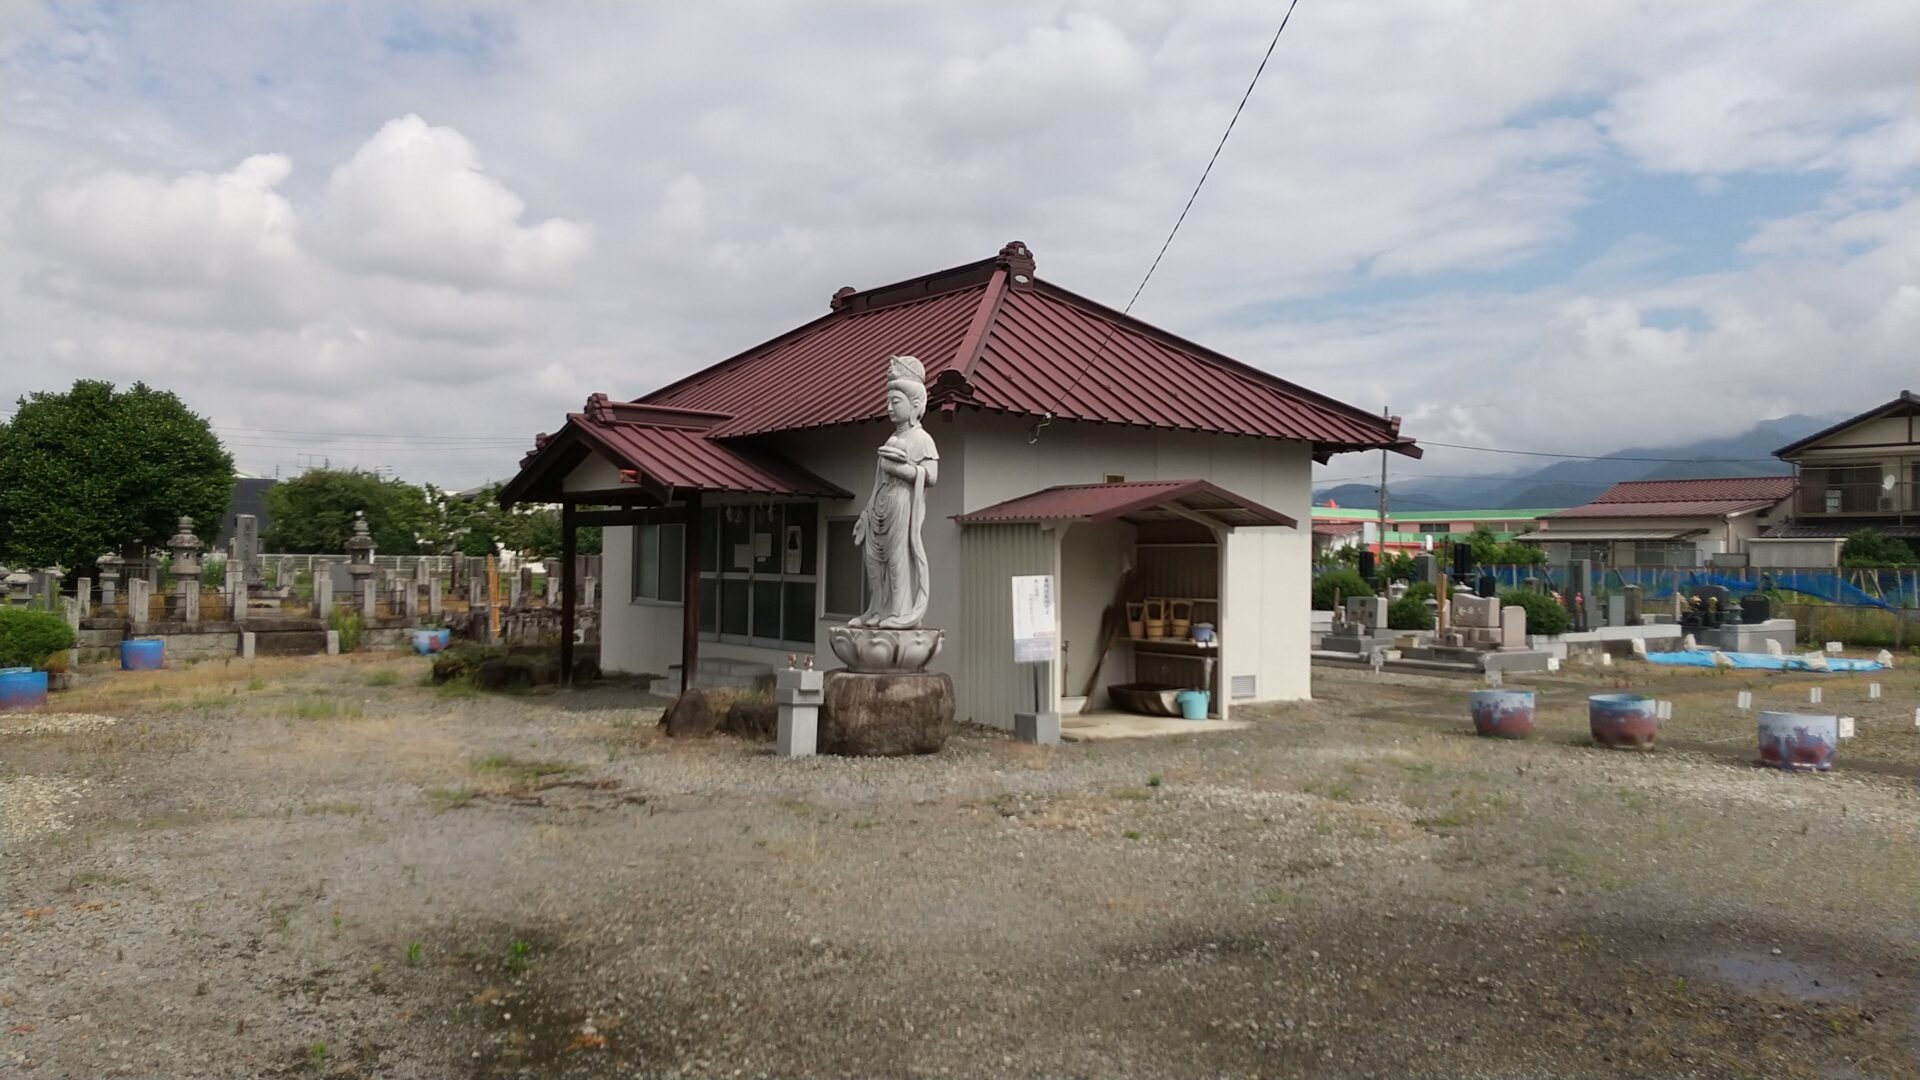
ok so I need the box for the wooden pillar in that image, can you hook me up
[681,491,703,693]
[560,501,577,685]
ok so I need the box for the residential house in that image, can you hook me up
[1755,391,1920,567]
[1309,505,1559,558]
[1516,476,1796,568]
[499,242,1418,726]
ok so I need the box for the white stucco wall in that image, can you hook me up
[592,412,1317,710]
[957,413,1315,708]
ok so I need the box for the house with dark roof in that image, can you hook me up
[1516,476,1796,568]
[1755,391,1920,566]
[500,242,1416,726]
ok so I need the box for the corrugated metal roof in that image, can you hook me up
[954,480,1295,529]
[1582,476,1797,504]
[640,243,1414,455]
[1762,521,1920,540]
[1514,527,1703,543]
[504,396,850,504]
[646,285,986,439]
[1551,499,1784,519]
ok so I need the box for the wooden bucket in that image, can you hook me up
[1143,598,1167,639]
[1169,599,1193,639]
[1125,601,1146,639]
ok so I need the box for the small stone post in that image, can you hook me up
[168,516,204,625]
[517,566,533,608]
[41,557,64,611]
[451,553,468,600]
[314,564,334,620]
[345,512,377,622]
[75,577,93,620]
[403,575,421,620]
[234,514,262,588]
[582,573,597,611]
[428,576,443,616]
[127,578,150,631]
[776,657,824,758]
[545,572,559,605]
[227,563,248,623]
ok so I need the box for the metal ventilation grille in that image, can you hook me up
[1230,675,1257,700]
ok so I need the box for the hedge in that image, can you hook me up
[1498,589,1570,637]
[1312,569,1374,611]
[0,607,77,669]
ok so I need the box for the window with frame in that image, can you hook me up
[1631,540,1698,568]
[631,523,685,602]
[694,502,818,647]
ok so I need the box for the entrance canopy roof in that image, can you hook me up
[500,395,850,506]
[954,480,1296,530]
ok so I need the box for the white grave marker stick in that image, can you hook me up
[1837,716,1855,739]
[1810,686,1823,705]
[1868,683,1881,700]
[1825,641,1843,655]
[1737,690,1752,710]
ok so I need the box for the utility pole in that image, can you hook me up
[1376,405,1390,561]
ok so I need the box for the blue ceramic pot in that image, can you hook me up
[1589,693,1658,749]
[121,638,165,671]
[1757,711,1836,771]
[1470,689,1535,738]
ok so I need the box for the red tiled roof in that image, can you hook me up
[953,479,1296,529]
[502,396,850,505]
[643,242,1416,457]
[1311,520,1365,536]
[1547,476,1795,520]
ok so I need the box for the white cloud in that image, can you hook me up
[0,0,1914,489]
[317,114,592,290]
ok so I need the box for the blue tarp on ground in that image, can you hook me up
[1643,650,1888,672]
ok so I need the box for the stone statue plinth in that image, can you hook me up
[827,625,944,674]
[819,669,954,756]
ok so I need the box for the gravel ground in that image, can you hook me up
[1,652,1917,1079]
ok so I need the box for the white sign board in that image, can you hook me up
[1011,574,1058,663]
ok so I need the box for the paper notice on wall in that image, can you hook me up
[732,543,752,568]
[755,533,773,559]
[1011,574,1058,663]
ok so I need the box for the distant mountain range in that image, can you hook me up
[1316,415,1825,513]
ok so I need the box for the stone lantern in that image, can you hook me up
[346,511,377,618]
[2,565,30,608]
[97,551,125,609]
[169,516,205,624]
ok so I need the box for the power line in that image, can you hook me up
[1032,0,1304,441]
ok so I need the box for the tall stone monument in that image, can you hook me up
[820,355,953,755]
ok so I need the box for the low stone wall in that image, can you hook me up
[158,631,244,663]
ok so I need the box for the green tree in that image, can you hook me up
[1840,528,1918,567]
[0,380,232,575]
[263,469,434,555]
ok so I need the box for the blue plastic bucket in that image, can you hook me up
[1176,689,1210,720]
[121,638,165,671]
[0,667,49,711]
[435,628,452,650]
[411,629,444,655]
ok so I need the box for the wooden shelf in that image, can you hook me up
[1125,637,1219,652]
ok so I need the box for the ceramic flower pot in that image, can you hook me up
[1470,689,1535,738]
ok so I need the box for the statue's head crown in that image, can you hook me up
[887,354,925,386]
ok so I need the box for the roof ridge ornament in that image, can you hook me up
[996,240,1036,285]
[829,285,857,311]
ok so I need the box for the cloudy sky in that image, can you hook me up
[2,1,1916,491]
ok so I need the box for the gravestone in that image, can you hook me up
[234,514,262,587]
[1343,595,1388,631]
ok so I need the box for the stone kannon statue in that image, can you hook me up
[849,354,939,630]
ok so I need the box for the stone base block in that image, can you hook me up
[1015,711,1059,746]
[820,670,954,756]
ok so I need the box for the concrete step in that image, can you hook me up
[253,630,329,656]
